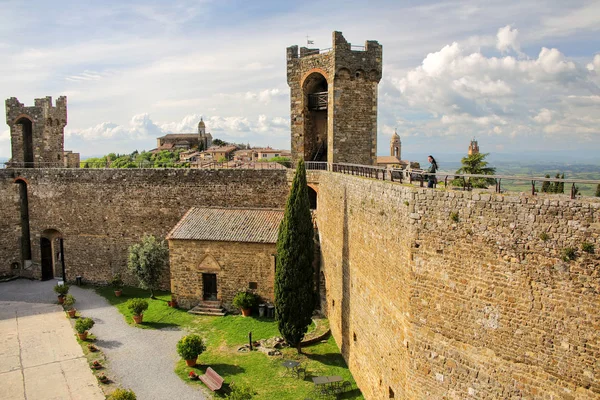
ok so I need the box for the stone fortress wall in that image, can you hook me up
[0,168,290,286]
[317,172,600,399]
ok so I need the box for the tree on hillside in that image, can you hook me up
[550,173,561,193]
[128,235,169,299]
[212,138,227,147]
[596,184,600,197]
[274,159,316,354]
[541,174,551,193]
[454,152,496,189]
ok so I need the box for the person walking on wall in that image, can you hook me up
[427,155,438,188]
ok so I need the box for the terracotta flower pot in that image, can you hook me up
[185,358,197,367]
[132,314,143,324]
[77,332,88,341]
[241,308,251,317]
[169,300,178,308]
[67,309,77,318]
[114,290,122,297]
[58,295,65,305]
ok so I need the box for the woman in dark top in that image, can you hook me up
[427,155,438,188]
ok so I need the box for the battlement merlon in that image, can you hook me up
[5,96,67,125]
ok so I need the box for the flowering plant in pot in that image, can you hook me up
[168,296,178,308]
[127,298,148,324]
[54,284,70,304]
[75,317,95,341]
[87,344,98,352]
[188,370,199,380]
[176,334,206,367]
[63,294,77,318]
[232,290,258,317]
[111,274,124,297]
[90,360,102,369]
[97,373,109,384]
[110,388,137,400]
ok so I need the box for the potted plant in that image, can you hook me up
[97,373,109,384]
[127,298,148,324]
[168,296,178,308]
[110,388,136,400]
[111,274,124,297]
[63,294,77,318]
[188,370,199,381]
[232,290,258,317]
[54,283,70,304]
[176,334,206,367]
[88,344,98,352]
[90,360,102,370]
[75,317,95,340]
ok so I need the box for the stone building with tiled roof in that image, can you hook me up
[155,118,213,152]
[167,207,284,310]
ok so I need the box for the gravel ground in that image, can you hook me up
[0,279,207,400]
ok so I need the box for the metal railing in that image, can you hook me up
[304,162,600,200]
[308,92,328,110]
[2,161,293,170]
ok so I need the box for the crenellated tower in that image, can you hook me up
[287,31,382,165]
[5,96,68,168]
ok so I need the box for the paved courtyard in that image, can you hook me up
[0,279,205,400]
[0,279,104,400]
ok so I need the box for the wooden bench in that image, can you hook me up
[199,367,224,391]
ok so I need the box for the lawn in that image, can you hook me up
[96,286,363,400]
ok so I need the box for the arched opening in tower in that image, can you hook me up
[15,179,31,263]
[16,118,34,167]
[303,73,328,162]
[308,186,317,210]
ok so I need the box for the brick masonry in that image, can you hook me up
[0,168,289,286]
[317,171,600,399]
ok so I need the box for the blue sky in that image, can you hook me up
[1,0,599,159]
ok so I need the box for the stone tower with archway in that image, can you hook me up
[5,96,67,168]
[390,129,401,159]
[287,31,382,165]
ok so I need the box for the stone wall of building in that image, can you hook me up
[169,239,276,310]
[0,179,22,277]
[317,172,600,399]
[0,168,289,287]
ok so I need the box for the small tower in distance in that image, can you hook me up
[390,129,401,159]
[468,138,479,156]
[287,31,382,165]
[5,96,67,168]
[198,117,212,149]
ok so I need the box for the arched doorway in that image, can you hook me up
[303,72,328,162]
[41,229,64,281]
[16,117,34,167]
[308,186,317,210]
[15,179,32,263]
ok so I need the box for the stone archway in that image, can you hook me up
[302,72,329,162]
[41,229,64,281]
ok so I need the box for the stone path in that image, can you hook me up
[0,280,104,400]
[70,284,207,400]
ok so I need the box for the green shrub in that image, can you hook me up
[403,201,409,206]
[63,294,76,310]
[539,232,550,241]
[225,383,255,399]
[450,212,459,223]
[581,242,595,254]
[54,284,70,296]
[561,247,577,262]
[127,298,149,316]
[232,291,258,310]
[110,388,136,400]
[75,317,95,334]
[111,274,124,288]
[176,334,206,360]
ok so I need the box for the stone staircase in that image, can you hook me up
[188,300,227,316]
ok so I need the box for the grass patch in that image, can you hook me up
[95,288,362,399]
[95,286,195,329]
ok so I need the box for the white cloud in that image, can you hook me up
[533,108,553,124]
[0,130,9,142]
[496,25,520,54]
[587,54,600,71]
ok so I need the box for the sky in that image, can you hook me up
[1,0,599,160]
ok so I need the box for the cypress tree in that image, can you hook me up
[558,173,565,194]
[551,173,561,193]
[541,174,550,193]
[596,184,600,197]
[274,159,315,353]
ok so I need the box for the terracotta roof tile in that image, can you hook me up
[167,207,284,243]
